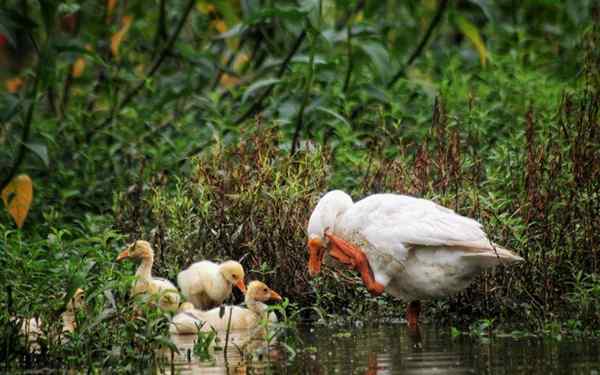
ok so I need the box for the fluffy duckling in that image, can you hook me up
[62,288,85,333]
[169,281,282,334]
[20,288,85,336]
[177,260,246,310]
[169,302,203,334]
[116,240,180,312]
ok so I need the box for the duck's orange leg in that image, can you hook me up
[406,300,421,328]
[324,233,385,296]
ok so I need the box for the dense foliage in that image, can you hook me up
[1,0,598,370]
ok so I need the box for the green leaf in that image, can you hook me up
[355,41,390,81]
[467,0,498,23]
[24,143,49,167]
[455,14,488,66]
[0,94,21,123]
[242,78,281,103]
[313,106,350,127]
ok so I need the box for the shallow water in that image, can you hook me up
[170,323,600,374]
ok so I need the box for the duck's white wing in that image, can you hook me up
[339,194,493,262]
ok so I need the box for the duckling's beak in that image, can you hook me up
[269,290,283,301]
[116,249,130,261]
[308,237,325,276]
[236,279,246,293]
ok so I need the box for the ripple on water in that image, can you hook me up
[166,324,600,375]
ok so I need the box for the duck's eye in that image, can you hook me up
[263,288,268,293]
[232,274,238,279]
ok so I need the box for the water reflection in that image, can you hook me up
[168,323,600,374]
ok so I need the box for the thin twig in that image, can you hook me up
[85,0,195,142]
[335,0,366,30]
[233,29,307,125]
[350,0,449,120]
[152,0,168,56]
[342,23,353,93]
[223,306,233,361]
[387,0,449,89]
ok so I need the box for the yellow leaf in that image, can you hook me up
[72,44,92,78]
[233,52,249,71]
[111,15,133,58]
[455,15,488,66]
[197,2,216,14]
[2,174,33,228]
[5,77,24,93]
[212,19,227,34]
[72,57,86,78]
[219,73,240,88]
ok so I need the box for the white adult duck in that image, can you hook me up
[170,281,281,334]
[116,240,181,312]
[307,190,524,326]
[177,260,246,310]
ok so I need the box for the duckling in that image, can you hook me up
[169,302,204,334]
[20,288,85,336]
[177,260,246,310]
[169,281,282,334]
[62,288,85,333]
[116,240,180,312]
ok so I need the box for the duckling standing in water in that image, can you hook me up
[177,260,246,310]
[116,240,180,312]
[169,281,282,334]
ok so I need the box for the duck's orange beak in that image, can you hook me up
[269,290,283,301]
[236,279,246,293]
[308,237,325,276]
[116,249,130,261]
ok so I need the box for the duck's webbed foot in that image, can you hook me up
[324,232,385,296]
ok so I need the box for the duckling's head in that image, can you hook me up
[116,240,154,261]
[219,261,246,293]
[178,302,195,313]
[246,281,282,302]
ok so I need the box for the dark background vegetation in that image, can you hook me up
[0,0,598,369]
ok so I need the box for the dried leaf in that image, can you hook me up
[106,0,118,19]
[2,174,33,228]
[212,19,227,34]
[220,73,240,88]
[110,15,133,58]
[72,57,86,77]
[5,77,24,93]
[197,2,216,14]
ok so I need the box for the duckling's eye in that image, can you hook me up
[263,288,268,293]
[232,274,238,279]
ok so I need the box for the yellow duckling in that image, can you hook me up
[116,240,180,312]
[169,281,282,334]
[177,260,246,310]
[21,288,85,336]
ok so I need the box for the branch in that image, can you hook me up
[387,0,449,89]
[350,0,449,120]
[233,29,307,125]
[85,0,195,142]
